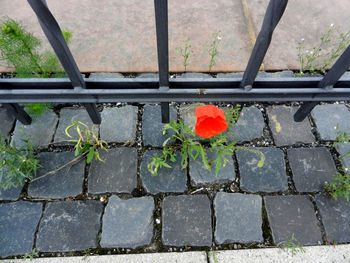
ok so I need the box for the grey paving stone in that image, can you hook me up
[12,110,58,148]
[237,147,288,193]
[225,106,265,143]
[1,251,209,263]
[88,147,138,194]
[178,73,213,78]
[101,196,154,248]
[140,150,187,194]
[89,73,124,78]
[287,148,337,192]
[189,150,236,186]
[162,195,212,246]
[0,184,23,201]
[137,73,159,78]
[311,104,350,140]
[257,70,294,78]
[54,108,99,144]
[179,104,198,138]
[36,201,103,252]
[335,143,350,168]
[214,193,263,244]
[28,152,85,199]
[0,107,15,138]
[216,72,244,78]
[100,106,138,143]
[264,195,323,245]
[0,201,42,258]
[315,194,350,243]
[142,104,177,147]
[267,106,315,146]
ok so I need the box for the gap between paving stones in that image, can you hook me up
[1,72,350,259]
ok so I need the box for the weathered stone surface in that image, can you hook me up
[142,105,177,147]
[140,150,187,194]
[89,73,124,78]
[257,71,294,78]
[178,73,213,78]
[237,147,288,193]
[100,106,138,143]
[189,151,235,186]
[88,148,138,194]
[335,143,350,168]
[264,196,322,245]
[162,195,212,246]
[216,72,244,78]
[36,201,103,252]
[0,107,15,138]
[101,196,154,248]
[54,108,99,144]
[0,184,23,201]
[267,106,315,146]
[311,104,350,140]
[136,73,159,78]
[0,201,42,258]
[214,193,263,244]
[179,104,197,137]
[28,152,85,199]
[287,148,337,192]
[12,110,58,148]
[315,194,350,243]
[225,106,265,143]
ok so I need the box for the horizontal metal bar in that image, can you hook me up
[0,88,349,103]
[1,77,350,90]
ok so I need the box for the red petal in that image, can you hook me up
[195,105,226,120]
[195,116,228,138]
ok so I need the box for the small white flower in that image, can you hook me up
[156,218,161,224]
[217,36,222,40]
[330,23,334,27]
[301,38,305,42]
[310,51,314,55]
[345,168,349,172]
[334,126,337,129]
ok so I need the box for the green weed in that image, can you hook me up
[296,25,350,76]
[207,32,222,72]
[281,234,305,256]
[176,38,192,72]
[22,248,39,261]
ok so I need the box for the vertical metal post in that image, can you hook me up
[27,0,101,124]
[4,104,32,125]
[154,0,170,123]
[240,0,288,91]
[294,45,350,122]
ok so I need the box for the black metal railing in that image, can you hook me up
[0,0,350,125]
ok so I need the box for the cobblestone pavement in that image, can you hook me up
[0,73,350,259]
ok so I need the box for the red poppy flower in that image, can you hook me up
[195,105,228,138]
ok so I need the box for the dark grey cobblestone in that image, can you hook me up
[189,151,235,186]
[162,195,212,247]
[0,107,15,138]
[266,106,315,146]
[88,147,138,194]
[12,110,58,148]
[237,147,288,193]
[216,72,244,78]
[312,104,350,140]
[214,193,263,244]
[335,143,350,168]
[287,147,337,192]
[101,196,154,248]
[225,106,265,143]
[28,152,85,199]
[54,108,99,144]
[0,202,42,258]
[136,73,159,78]
[36,201,103,252]
[0,184,23,201]
[100,106,138,143]
[140,150,187,194]
[142,105,177,147]
[264,195,323,245]
[315,194,350,243]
